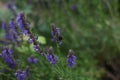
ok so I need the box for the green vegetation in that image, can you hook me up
[0,0,120,80]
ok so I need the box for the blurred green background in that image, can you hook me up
[0,0,120,80]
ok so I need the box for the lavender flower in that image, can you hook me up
[46,47,57,64]
[16,13,29,35]
[0,48,16,68]
[51,24,62,45]
[15,68,29,80]
[28,55,38,63]
[2,20,19,46]
[67,49,76,68]
[16,13,41,53]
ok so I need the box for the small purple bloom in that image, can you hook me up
[15,68,28,80]
[28,38,33,44]
[33,44,40,52]
[28,55,38,64]
[28,36,38,44]
[67,49,76,68]
[46,47,57,64]
[23,30,29,36]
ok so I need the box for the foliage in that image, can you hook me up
[0,0,120,80]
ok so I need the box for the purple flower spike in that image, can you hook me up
[16,13,29,35]
[67,49,76,68]
[16,13,25,31]
[16,13,42,53]
[2,20,19,46]
[46,47,57,64]
[28,55,38,64]
[0,48,16,68]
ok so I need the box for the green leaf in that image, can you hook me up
[38,36,46,44]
